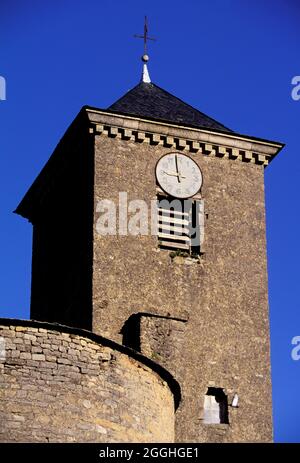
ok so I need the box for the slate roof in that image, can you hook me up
[108,81,233,133]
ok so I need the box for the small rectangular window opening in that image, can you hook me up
[203,387,229,424]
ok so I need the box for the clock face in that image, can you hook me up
[155,153,203,199]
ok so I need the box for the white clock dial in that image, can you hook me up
[155,153,202,199]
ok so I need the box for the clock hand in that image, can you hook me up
[175,154,180,183]
[163,170,186,179]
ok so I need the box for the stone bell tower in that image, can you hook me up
[15,39,283,441]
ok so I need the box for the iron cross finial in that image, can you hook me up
[134,16,156,55]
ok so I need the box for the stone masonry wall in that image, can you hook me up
[0,320,175,443]
[92,132,273,442]
[139,315,187,380]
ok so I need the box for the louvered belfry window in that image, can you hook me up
[157,194,201,255]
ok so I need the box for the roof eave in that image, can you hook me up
[85,105,285,157]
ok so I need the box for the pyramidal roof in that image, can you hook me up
[108,81,233,133]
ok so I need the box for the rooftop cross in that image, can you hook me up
[134,16,156,83]
[134,16,156,55]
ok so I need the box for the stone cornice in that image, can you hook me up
[86,108,284,167]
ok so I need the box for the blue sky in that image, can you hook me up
[0,0,299,442]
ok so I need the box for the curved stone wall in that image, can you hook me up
[0,319,178,442]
